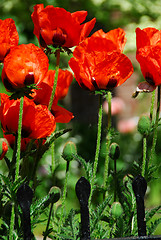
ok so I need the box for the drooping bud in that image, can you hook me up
[62,141,77,162]
[109,143,120,160]
[49,186,61,204]
[0,138,8,160]
[111,202,123,218]
[137,115,151,136]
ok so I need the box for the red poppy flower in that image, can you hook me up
[136,27,161,50]
[69,29,133,91]
[0,138,8,160]
[31,4,96,48]
[0,93,56,139]
[0,18,19,62]
[73,28,126,61]
[136,27,161,86]
[2,43,49,92]
[33,69,73,105]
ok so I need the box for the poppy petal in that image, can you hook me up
[51,105,74,123]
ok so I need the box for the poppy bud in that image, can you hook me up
[0,138,8,160]
[62,141,77,162]
[109,143,120,160]
[49,186,61,204]
[111,202,123,218]
[137,115,151,136]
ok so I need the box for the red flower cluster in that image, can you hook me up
[31,4,96,48]
[69,28,133,91]
[0,18,19,62]
[136,27,161,87]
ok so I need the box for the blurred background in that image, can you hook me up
[1,0,161,236]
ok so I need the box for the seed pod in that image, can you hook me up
[111,202,123,218]
[109,143,120,160]
[137,115,151,136]
[62,141,77,162]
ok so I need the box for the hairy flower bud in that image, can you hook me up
[109,143,120,160]
[111,202,123,218]
[137,115,151,136]
[62,141,77,161]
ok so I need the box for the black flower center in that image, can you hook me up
[52,28,67,47]
[106,78,117,89]
[145,72,155,86]
[21,126,32,138]
[24,73,35,86]
[3,76,14,92]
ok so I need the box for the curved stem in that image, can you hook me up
[43,202,54,240]
[103,91,112,188]
[142,137,147,177]
[48,49,60,111]
[15,96,24,181]
[149,86,160,166]
[89,95,103,205]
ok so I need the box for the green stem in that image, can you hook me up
[9,204,15,240]
[103,91,112,188]
[48,49,60,111]
[15,96,24,181]
[9,97,24,239]
[142,137,147,177]
[59,162,70,230]
[51,142,55,173]
[48,49,60,174]
[43,202,54,240]
[149,86,160,166]
[150,90,156,121]
[89,95,103,205]
[114,158,117,202]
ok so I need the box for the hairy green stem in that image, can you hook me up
[103,91,112,188]
[9,97,24,239]
[114,158,117,202]
[149,86,160,166]
[48,49,60,111]
[59,162,70,230]
[150,90,156,121]
[142,137,147,177]
[51,142,55,173]
[15,96,24,181]
[48,49,60,174]
[89,95,103,205]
